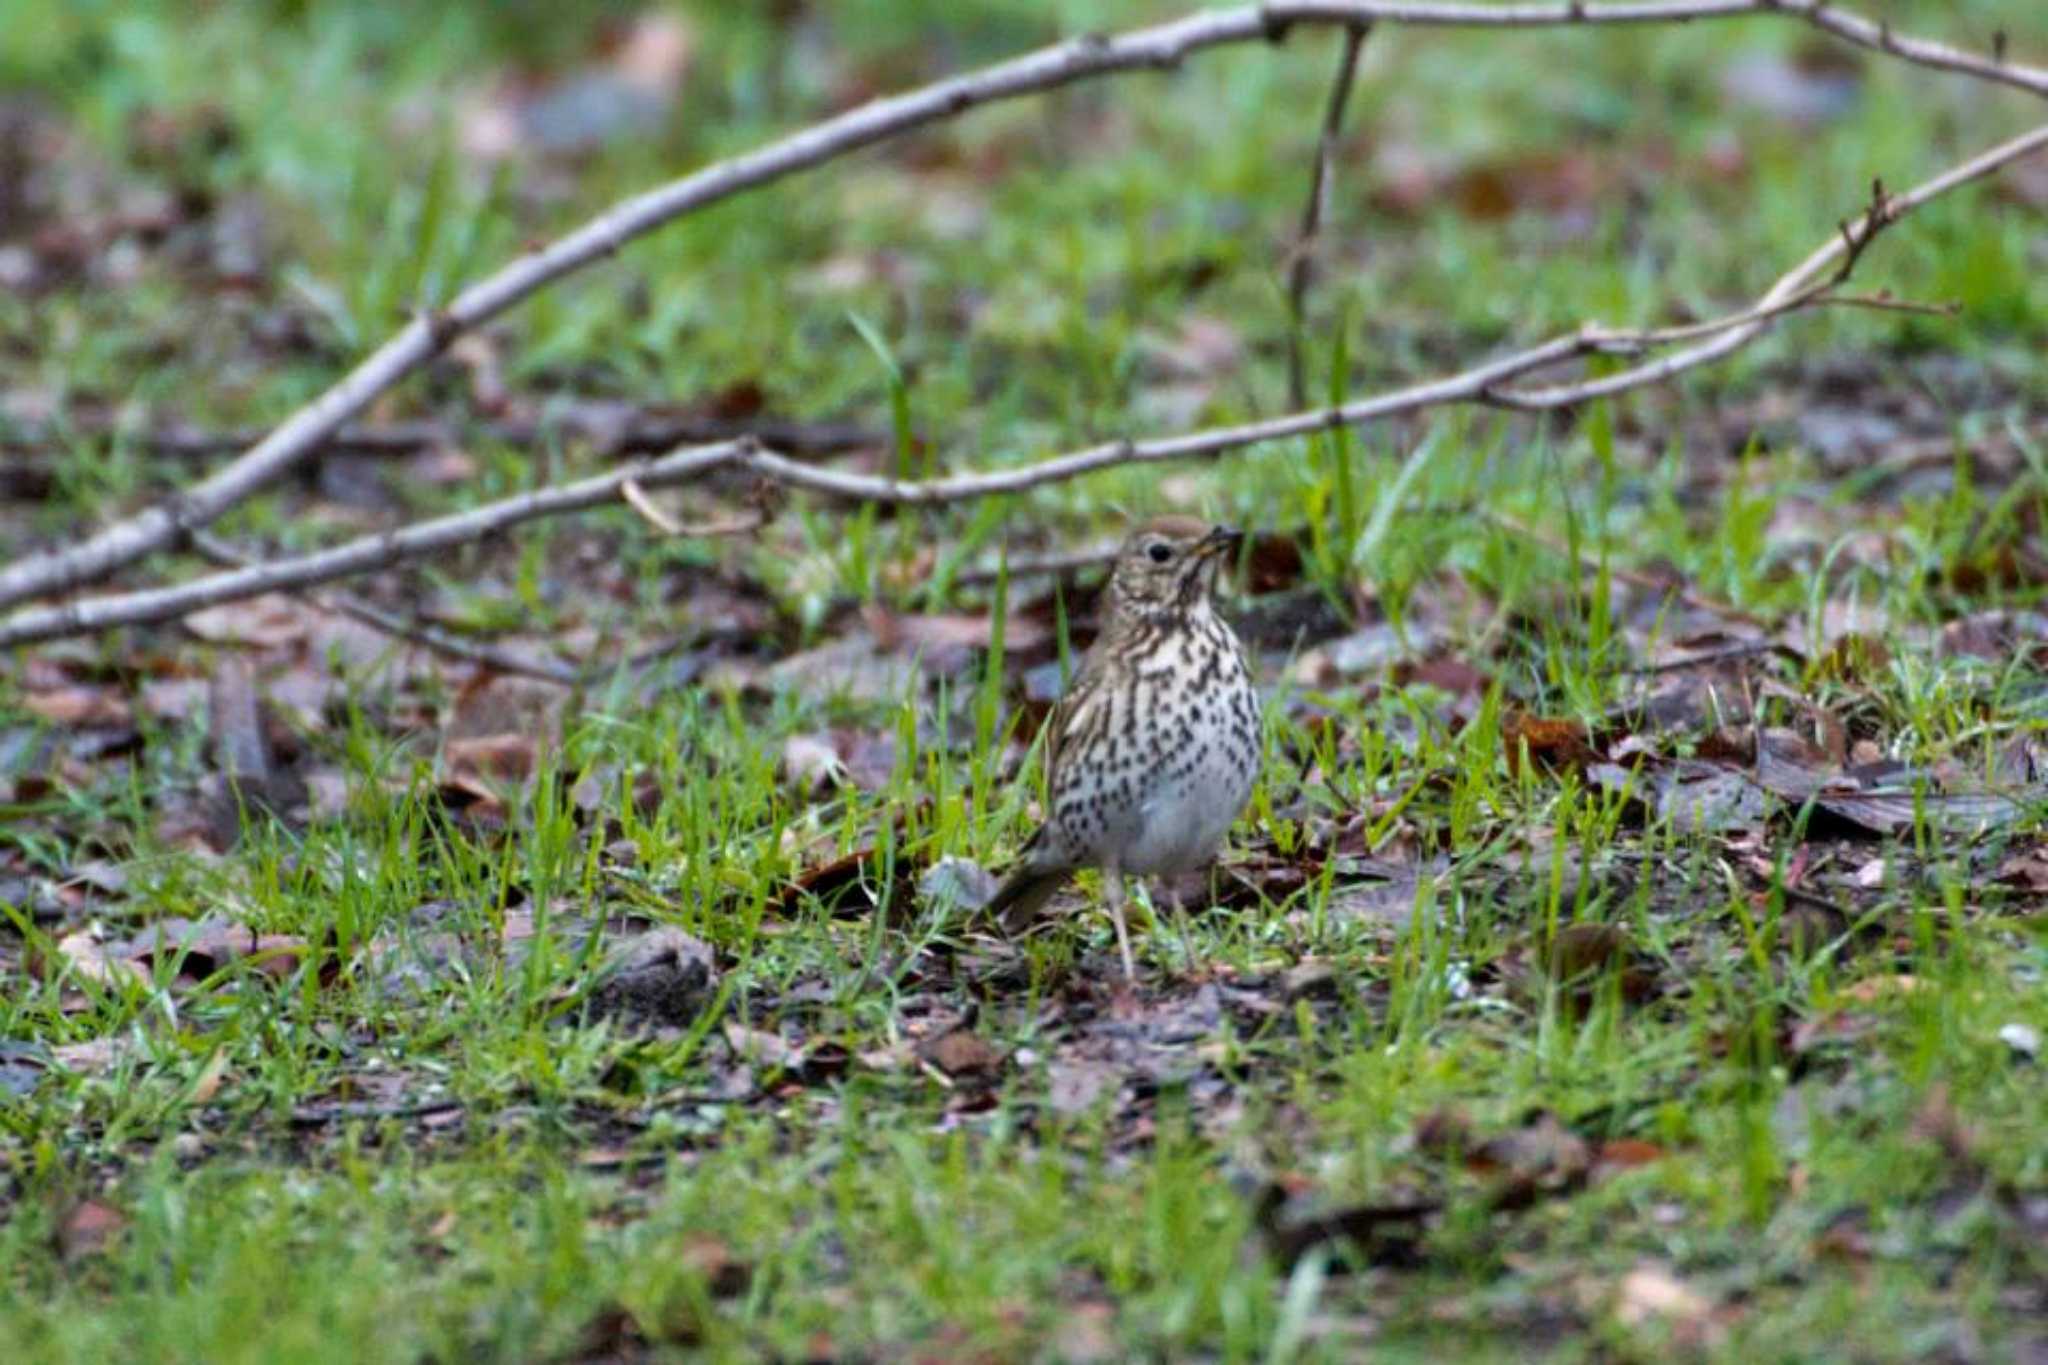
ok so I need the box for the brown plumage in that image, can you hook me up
[986,515,1262,979]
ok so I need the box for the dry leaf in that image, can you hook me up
[1046,1059,1118,1116]
[1613,1262,1713,1329]
[443,733,538,783]
[1502,714,1597,777]
[24,687,132,727]
[183,593,313,648]
[780,734,846,797]
[723,1022,795,1070]
[185,1050,229,1105]
[918,1028,1005,1078]
[56,931,149,990]
[57,1198,126,1263]
[1840,974,1922,1003]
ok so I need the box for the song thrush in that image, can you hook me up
[986,516,1262,979]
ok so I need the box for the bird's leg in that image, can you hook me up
[1167,882,1197,974]
[1102,858,1136,982]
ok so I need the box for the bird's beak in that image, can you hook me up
[1197,524,1244,558]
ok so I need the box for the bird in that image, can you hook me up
[985,515,1262,980]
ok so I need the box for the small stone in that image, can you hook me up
[1998,1022,2040,1059]
[918,857,1001,914]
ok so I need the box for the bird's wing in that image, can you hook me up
[1040,640,1113,790]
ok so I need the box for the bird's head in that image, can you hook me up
[1105,515,1243,624]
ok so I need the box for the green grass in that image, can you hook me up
[3,0,2048,1360]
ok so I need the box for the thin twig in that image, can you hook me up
[1491,124,2048,411]
[6,119,2041,649]
[619,478,778,539]
[1287,23,1372,409]
[0,0,2038,613]
[288,1098,465,1126]
[0,442,739,647]
[1582,287,1954,356]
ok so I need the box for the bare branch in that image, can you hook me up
[1286,23,1373,409]
[0,0,2038,614]
[0,443,742,646]
[1489,121,2048,411]
[7,118,2041,649]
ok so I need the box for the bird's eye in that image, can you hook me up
[1146,542,1172,564]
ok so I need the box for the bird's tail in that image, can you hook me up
[985,850,1072,935]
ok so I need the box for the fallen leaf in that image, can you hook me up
[48,1037,123,1073]
[185,1049,229,1105]
[679,1232,752,1298]
[1612,1262,1714,1330]
[121,915,308,984]
[447,673,566,741]
[56,930,149,990]
[1594,1138,1667,1172]
[443,733,538,783]
[1548,923,1629,983]
[1996,844,2048,893]
[1049,1301,1119,1364]
[764,634,918,704]
[183,593,313,648]
[1789,1010,1879,1057]
[1045,1059,1118,1116]
[1502,714,1597,777]
[23,687,131,728]
[772,844,915,920]
[1470,1111,1592,1209]
[57,1199,126,1263]
[918,1028,1005,1078]
[780,733,846,796]
[1840,974,1921,1003]
[723,1022,796,1071]
[1813,788,2027,838]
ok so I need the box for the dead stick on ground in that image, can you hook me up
[1287,22,1372,410]
[0,0,2040,614]
[6,119,2041,648]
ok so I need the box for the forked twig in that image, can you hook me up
[5,119,2041,648]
